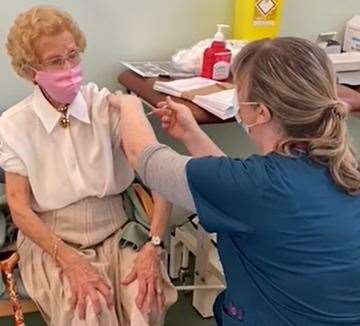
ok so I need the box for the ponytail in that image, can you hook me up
[232,37,360,195]
[277,101,360,195]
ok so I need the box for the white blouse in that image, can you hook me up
[0,83,134,212]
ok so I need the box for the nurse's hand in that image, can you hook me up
[153,96,201,141]
[122,243,165,315]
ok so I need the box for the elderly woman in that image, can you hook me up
[1,6,176,326]
[112,38,360,325]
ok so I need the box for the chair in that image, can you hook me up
[0,182,154,325]
[169,218,225,318]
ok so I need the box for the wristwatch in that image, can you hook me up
[147,235,164,248]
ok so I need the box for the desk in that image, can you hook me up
[118,70,360,122]
[118,70,232,124]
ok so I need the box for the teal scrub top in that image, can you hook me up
[186,153,360,325]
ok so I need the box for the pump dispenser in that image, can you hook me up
[214,24,228,41]
[201,24,232,80]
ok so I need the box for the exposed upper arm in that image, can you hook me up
[5,172,32,218]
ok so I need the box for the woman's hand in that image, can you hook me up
[153,96,201,142]
[122,243,165,315]
[61,257,114,320]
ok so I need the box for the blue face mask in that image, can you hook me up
[232,92,258,134]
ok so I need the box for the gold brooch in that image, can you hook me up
[59,116,70,128]
[58,105,70,128]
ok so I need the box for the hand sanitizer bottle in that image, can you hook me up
[201,24,232,81]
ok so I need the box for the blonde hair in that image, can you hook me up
[6,5,86,79]
[233,37,360,195]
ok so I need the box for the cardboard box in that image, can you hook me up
[344,16,360,52]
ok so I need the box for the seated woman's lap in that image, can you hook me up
[17,230,176,326]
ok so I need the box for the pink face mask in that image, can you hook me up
[34,64,83,104]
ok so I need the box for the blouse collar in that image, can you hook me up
[32,85,91,134]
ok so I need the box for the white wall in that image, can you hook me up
[281,0,360,40]
[0,0,233,109]
[1,0,360,157]
[1,0,360,109]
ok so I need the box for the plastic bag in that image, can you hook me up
[172,39,247,75]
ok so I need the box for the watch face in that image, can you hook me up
[152,236,161,246]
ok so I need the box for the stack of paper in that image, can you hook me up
[154,77,216,96]
[154,77,236,120]
[193,89,236,120]
[337,71,360,86]
[328,52,360,86]
[328,52,360,72]
[121,61,195,78]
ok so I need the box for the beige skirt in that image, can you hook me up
[17,195,177,326]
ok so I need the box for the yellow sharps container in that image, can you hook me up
[233,0,284,41]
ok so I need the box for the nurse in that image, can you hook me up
[111,37,360,325]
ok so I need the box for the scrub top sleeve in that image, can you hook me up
[137,143,196,212]
[186,155,266,233]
